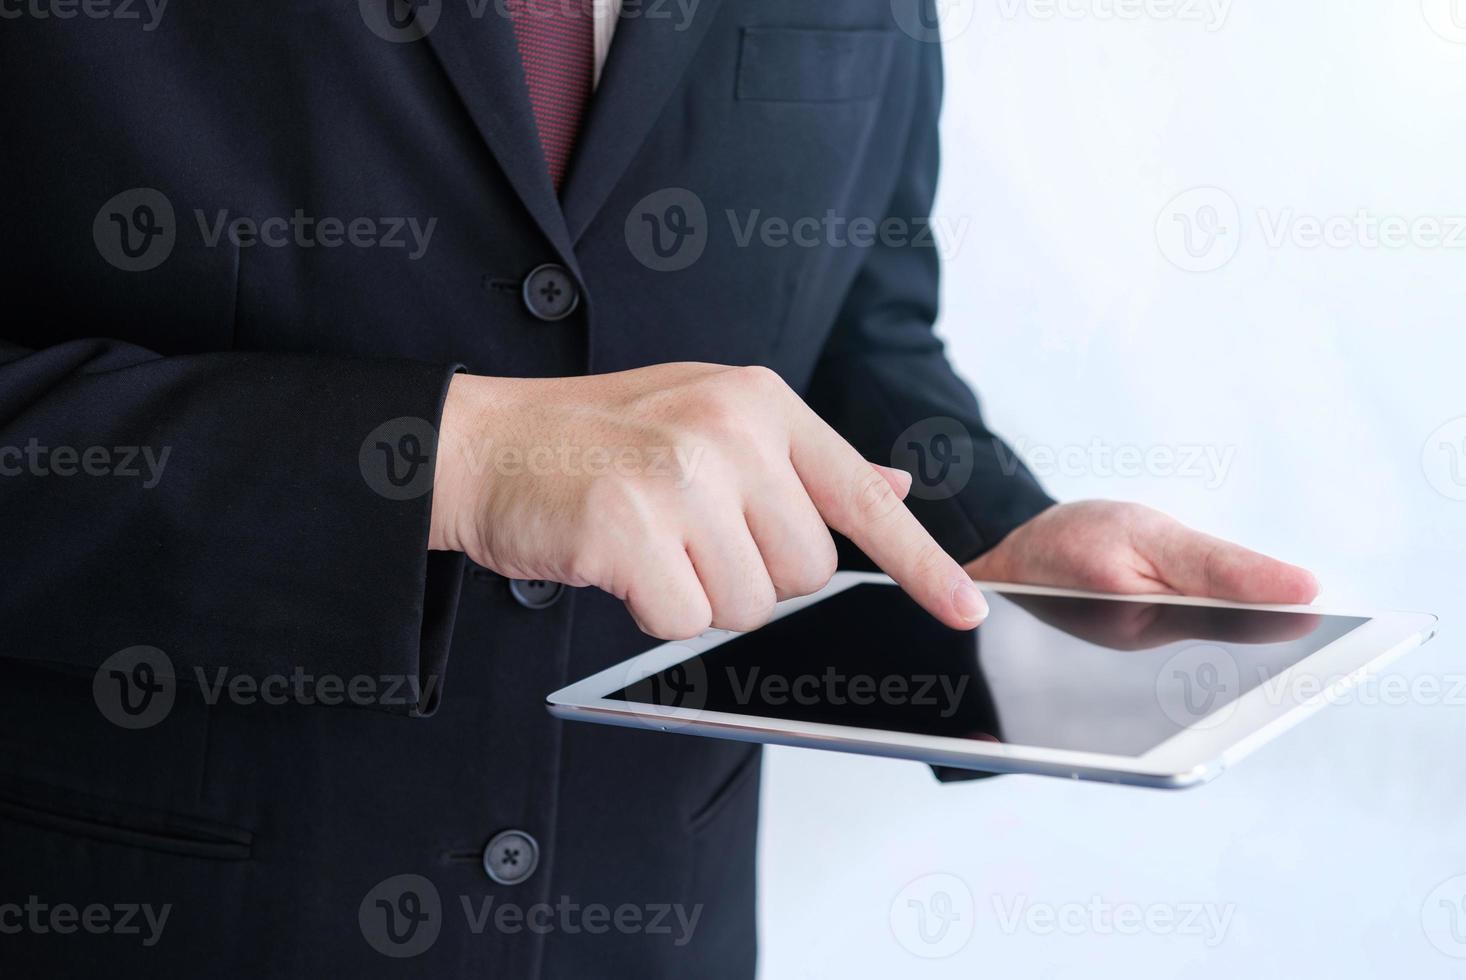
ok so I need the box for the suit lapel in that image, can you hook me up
[560,0,726,245]
[419,1,577,269]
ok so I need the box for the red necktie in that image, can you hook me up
[507,0,594,191]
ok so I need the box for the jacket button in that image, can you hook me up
[509,578,563,610]
[483,829,539,886]
[522,263,580,321]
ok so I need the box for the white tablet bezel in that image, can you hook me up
[546,573,1437,788]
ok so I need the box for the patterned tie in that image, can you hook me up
[507,0,595,191]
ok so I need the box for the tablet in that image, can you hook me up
[546,573,1437,788]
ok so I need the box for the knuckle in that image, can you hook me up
[685,390,744,441]
[849,469,903,526]
[639,600,711,641]
[732,364,787,397]
[710,591,777,633]
[775,545,837,598]
[813,536,839,583]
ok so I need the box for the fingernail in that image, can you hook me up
[953,579,988,624]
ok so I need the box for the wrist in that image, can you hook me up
[429,373,498,554]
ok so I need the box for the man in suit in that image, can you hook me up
[0,0,1315,975]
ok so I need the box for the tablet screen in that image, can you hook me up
[608,584,1368,757]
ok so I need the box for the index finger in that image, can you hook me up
[787,409,988,629]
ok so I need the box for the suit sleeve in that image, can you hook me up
[0,338,465,716]
[805,20,1054,569]
[805,14,1053,783]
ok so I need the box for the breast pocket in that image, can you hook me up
[735,27,896,103]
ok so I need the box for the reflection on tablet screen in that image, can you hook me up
[609,584,1368,757]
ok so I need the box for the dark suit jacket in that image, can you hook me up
[0,1,1051,976]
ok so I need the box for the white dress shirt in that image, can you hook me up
[592,0,624,89]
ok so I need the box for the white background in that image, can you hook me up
[759,2,1466,977]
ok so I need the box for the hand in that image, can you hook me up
[430,364,988,638]
[964,500,1318,605]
